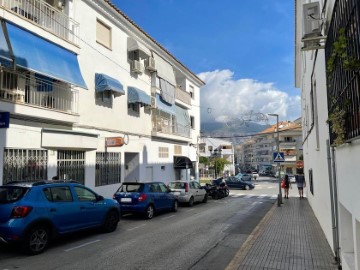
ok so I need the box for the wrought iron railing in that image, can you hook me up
[152,113,191,138]
[1,0,79,45]
[325,0,360,144]
[0,68,79,114]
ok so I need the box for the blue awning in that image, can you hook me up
[5,22,87,89]
[0,22,12,64]
[128,86,151,106]
[156,94,175,115]
[95,73,125,97]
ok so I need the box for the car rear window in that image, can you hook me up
[168,182,186,189]
[0,187,28,203]
[118,183,143,193]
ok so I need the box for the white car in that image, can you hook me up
[168,181,208,206]
[252,171,259,179]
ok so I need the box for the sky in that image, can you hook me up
[112,0,300,125]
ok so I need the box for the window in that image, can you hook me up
[189,85,194,99]
[97,91,113,105]
[96,19,111,49]
[74,186,97,202]
[3,148,48,184]
[208,146,213,152]
[174,145,182,155]
[95,152,121,186]
[57,150,85,185]
[159,147,169,158]
[1,70,17,90]
[128,103,140,113]
[190,116,195,129]
[44,186,73,202]
[158,183,169,192]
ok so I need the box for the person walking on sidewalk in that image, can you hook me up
[283,174,291,199]
[295,169,306,198]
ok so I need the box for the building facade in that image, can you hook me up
[295,0,360,269]
[0,0,204,198]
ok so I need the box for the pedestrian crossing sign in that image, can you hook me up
[273,152,285,162]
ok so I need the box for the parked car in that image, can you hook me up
[235,173,252,182]
[0,181,120,255]
[252,171,259,180]
[113,182,178,219]
[225,176,255,190]
[168,181,207,206]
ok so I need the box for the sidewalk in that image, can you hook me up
[226,195,339,270]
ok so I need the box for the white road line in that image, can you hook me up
[127,223,147,231]
[259,194,267,197]
[161,215,175,220]
[271,195,277,199]
[64,240,101,252]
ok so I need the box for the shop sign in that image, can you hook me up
[0,112,10,128]
[106,137,124,147]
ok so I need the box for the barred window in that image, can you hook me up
[3,148,48,184]
[57,150,85,185]
[96,152,121,186]
[159,147,169,158]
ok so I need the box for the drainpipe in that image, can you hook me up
[327,139,340,265]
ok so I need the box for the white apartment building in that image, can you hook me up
[0,0,204,197]
[296,0,360,269]
[198,137,235,178]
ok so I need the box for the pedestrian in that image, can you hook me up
[295,169,306,198]
[283,174,291,199]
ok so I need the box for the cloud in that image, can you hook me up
[197,69,301,124]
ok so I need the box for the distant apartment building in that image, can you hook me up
[0,0,204,197]
[295,0,360,269]
[237,119,303,174]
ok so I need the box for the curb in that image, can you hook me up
[224,201,278,270]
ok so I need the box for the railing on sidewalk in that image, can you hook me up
[1,0,79,45]
[0,68,79,114]
[152,114,191,138]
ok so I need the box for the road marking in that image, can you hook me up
[127,223,147,231]
[64,240,101,252]
[271,195,277,199]
[161,215,175,220]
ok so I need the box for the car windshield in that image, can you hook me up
[118,184,143,193]
[168,182,186,189]
[0,187,28,204]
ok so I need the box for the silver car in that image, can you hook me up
[168,181,208,206]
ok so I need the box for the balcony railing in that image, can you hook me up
[0,68,79,114]
[175,87,191,105]
[1,0,79,45]
[152,114,191,138]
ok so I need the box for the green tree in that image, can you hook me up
[213,157,231,177]
[199,156,210,166]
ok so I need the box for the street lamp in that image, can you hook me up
[268,113,283,207]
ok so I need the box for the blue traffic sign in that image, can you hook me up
[273,152,285,162]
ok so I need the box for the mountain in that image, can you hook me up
[201,121,270,144]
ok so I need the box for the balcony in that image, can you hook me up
[1,0,79,45]
[0,69,79,114]
[175,87,191,106]
[152,114,191,138]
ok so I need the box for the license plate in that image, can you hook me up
[173,192,180,196]
[121,198,132,203]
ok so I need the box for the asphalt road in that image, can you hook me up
[0,180,278,270]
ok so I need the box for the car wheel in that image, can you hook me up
[202,194,208,203]
[225,188,230,197]
[103,210,119,233]
[144,205,154,219]
[188,197,194,207]
[245,185,250,190]
[172,200,178,212]
[24,225,50,255]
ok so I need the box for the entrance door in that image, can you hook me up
[124,152,140,182]
[145,166,153,182]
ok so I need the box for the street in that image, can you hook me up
[0,179,279,270]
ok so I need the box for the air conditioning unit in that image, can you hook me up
[131,60,144,74]
[145,57,156,72]
[302,2,321,39]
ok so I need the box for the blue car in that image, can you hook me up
[113,182,178,219]
[0,181,120,255]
